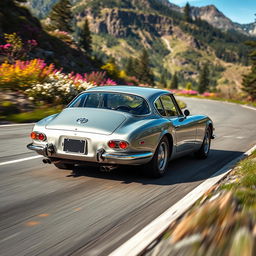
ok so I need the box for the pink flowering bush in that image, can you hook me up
[0,33,38,63]
[169,89,199,95]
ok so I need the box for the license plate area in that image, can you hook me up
[63,139,86,154]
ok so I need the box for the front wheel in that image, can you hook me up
[143,136,170,178]
[195,127,211,159]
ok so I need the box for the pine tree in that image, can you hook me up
[76,18,92,55]
[125,57,137,77]
[49,0,73,33]
[160,72,167,88]
[198,63,210,93]
[184,2,192,23]
[242,41,256,100]
[136,49,154,86]
[170,72,178,89]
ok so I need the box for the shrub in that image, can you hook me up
[26,72,94,104]
[0,33,37,63]
[0,59,56,91]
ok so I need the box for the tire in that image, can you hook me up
[195,127,211,159]
[143,136,170,178]
[54,162,74,170]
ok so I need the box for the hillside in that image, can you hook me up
[0,0,95,73]
[27,0,256,37]
[67,0,249,89]
[10,0,253,93]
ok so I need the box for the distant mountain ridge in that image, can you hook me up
[26,0,256,36]
[17,0,251,94]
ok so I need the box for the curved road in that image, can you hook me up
[0,98,256,256]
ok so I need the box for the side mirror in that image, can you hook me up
[184,109,190,117]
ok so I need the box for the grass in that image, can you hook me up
[221,151,256,209]
[2,106,63,123]
[149,151,256,255]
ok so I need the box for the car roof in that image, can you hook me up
[87,86,172,100]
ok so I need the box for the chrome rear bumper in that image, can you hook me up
[27,143,47,155]
[102,152,153,161]
[27,143,153,165]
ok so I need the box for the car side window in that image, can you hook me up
[154,98,166,116]
[160,95,179,117]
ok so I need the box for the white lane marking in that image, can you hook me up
[0,123,34,128]
[110,144,256,256]
[0,155,42,166]
[242,105,256,111]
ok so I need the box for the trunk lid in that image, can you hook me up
[46,108,126,135]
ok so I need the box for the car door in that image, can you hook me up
[159,94,197,153]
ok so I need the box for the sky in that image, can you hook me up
[169,0,256,24]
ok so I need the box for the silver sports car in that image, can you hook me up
[27,86,215,177]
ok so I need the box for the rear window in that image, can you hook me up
[69,92,150,115]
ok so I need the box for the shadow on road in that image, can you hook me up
[65,149,244,186]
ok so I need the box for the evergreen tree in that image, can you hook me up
[49,0,73,33]
[242,41,256,100]
[160,72,167,88]
[125,57,137,77]
[198,63,210,93]
[184,2,192,23]
[170,72,178,89]
[136,49,154,86]
[76,18,92,55]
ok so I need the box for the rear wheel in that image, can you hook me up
[143,136,170,178]
[54,162,74,170]
[195,127,211,159]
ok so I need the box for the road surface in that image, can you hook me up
[0,98,255,256]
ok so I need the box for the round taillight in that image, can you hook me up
[31,132,37,140]
[38,133,46,141]
[119,141,128,149]
[108,140,117,148]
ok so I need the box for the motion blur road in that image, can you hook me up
[0,98,256,256]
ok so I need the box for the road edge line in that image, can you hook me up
[0,155,43,166]
[109,144,256,256]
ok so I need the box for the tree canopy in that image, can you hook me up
[242,41,256,100]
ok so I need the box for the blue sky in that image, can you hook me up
[169,0,256,24]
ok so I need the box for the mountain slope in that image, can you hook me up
[24,0,251,92]
[0,0,95,73]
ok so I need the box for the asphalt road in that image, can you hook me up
[0,98,256,256]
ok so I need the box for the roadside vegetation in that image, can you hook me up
[0,0,255,123]
[147,151,256,256]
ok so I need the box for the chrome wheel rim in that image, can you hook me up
[204,131,210,155]
[157,142,168,172]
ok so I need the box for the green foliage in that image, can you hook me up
[242,41,256,100]
[5,106,62,123]
[0,101,18,115]
[184,2,192,23]
[198,63,210,93]
[170,72,178,89]
[49,0,73,33]
[186,82,192,90]
[125,57,137,77]
[75,18,92,55]
[136,49,155,86]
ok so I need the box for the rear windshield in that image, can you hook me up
[69,92,150,115]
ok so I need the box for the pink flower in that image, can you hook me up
[27,40,38,46]
[3,44,12,49]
